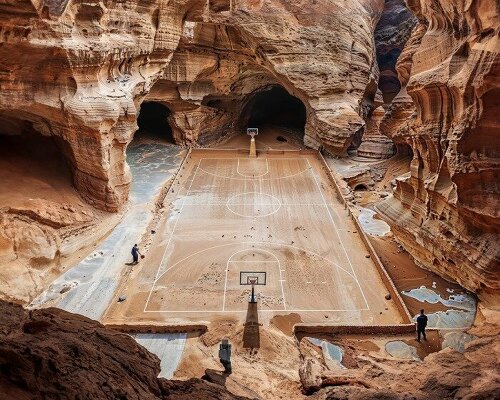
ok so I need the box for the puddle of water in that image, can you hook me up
[442,331,477,353]
[385,340,420,361]
[306,337,346,369]
[402,286,476,328]
[358,208,391,237]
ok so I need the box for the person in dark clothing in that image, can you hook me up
[218,338,232,374]
[131,244,142,265]
[416,309,428,342]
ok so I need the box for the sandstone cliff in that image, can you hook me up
[376,0,500,303]
[0,0,385,212]
[374,0,416,103]
[0,0,388,303]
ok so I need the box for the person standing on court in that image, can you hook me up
[416,309,428,342]
[219,338,232,374]
[131,244,142,265]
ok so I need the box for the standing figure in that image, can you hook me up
[218,338,232,374]
[416,309,428,342]
[131,244,142,265]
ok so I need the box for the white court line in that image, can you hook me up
[236,158,269,178]
[225,191,282,218]
[197,157,310,181]
[183,203,329,206]
[143,159,201,312]
[306,158,370,310]
[143,308,369,313]
[145,157,367,313]
[197,157,307,160]
[152,241,357,287]
[148,242,361,314]
[228,260,280,263]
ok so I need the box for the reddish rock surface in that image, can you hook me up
[0,301,247,400]
[0,0,385,212]
[0,0,388,303]
[376,0,500,302]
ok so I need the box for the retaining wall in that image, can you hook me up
[106,323,207,334]
[294,323,416,336]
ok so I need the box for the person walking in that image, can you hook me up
[416,309,428,342]
[218,338,232,374]
[131,244,142,265]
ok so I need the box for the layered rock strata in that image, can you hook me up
[0,0,385,212]
[0,0,388,302]
[2,300,498,399]
[376,0,500,302]
[357,107,395,159]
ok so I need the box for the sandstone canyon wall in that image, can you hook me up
[375,0,416,103]
[377,0,500,303]
[358,0,416,159]
[0,0,385,211]
[0,0,386,302]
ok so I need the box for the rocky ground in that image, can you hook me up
[0,301,246,400]
[1,301,498,399]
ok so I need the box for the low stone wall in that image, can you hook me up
[316,152,413,324]
[105,323,207,334]
[294,323,416,335]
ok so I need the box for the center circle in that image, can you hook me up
[226,192,282,218]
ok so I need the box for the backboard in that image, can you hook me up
[240,271,266,285]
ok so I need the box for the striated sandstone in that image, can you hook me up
[358,106,395,159]
[376,0,500,302]
[0,0,386,213]
[0,0,386,302]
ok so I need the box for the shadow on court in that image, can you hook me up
[243,301,260,349]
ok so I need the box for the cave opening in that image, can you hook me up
[135,102,174,144]
[241,86,307,136]
[396,142,414,158]
[0,114,77,209]
[354,184,369,191]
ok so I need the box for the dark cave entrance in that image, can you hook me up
[354,184,369,191]
[241,86,307,135]
[135,102,174,144]
[0,113,76,208]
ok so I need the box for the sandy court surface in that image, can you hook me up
[103,150,404,326]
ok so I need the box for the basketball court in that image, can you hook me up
[103,145,404,326]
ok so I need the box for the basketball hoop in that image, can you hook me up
[240,271,266,303]
[247,128,258,158]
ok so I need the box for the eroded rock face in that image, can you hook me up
[0,0,385,212]
[148,0,386,154]
[0,301,246,399]
[376,0,500,302]
[358,107,395,159]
